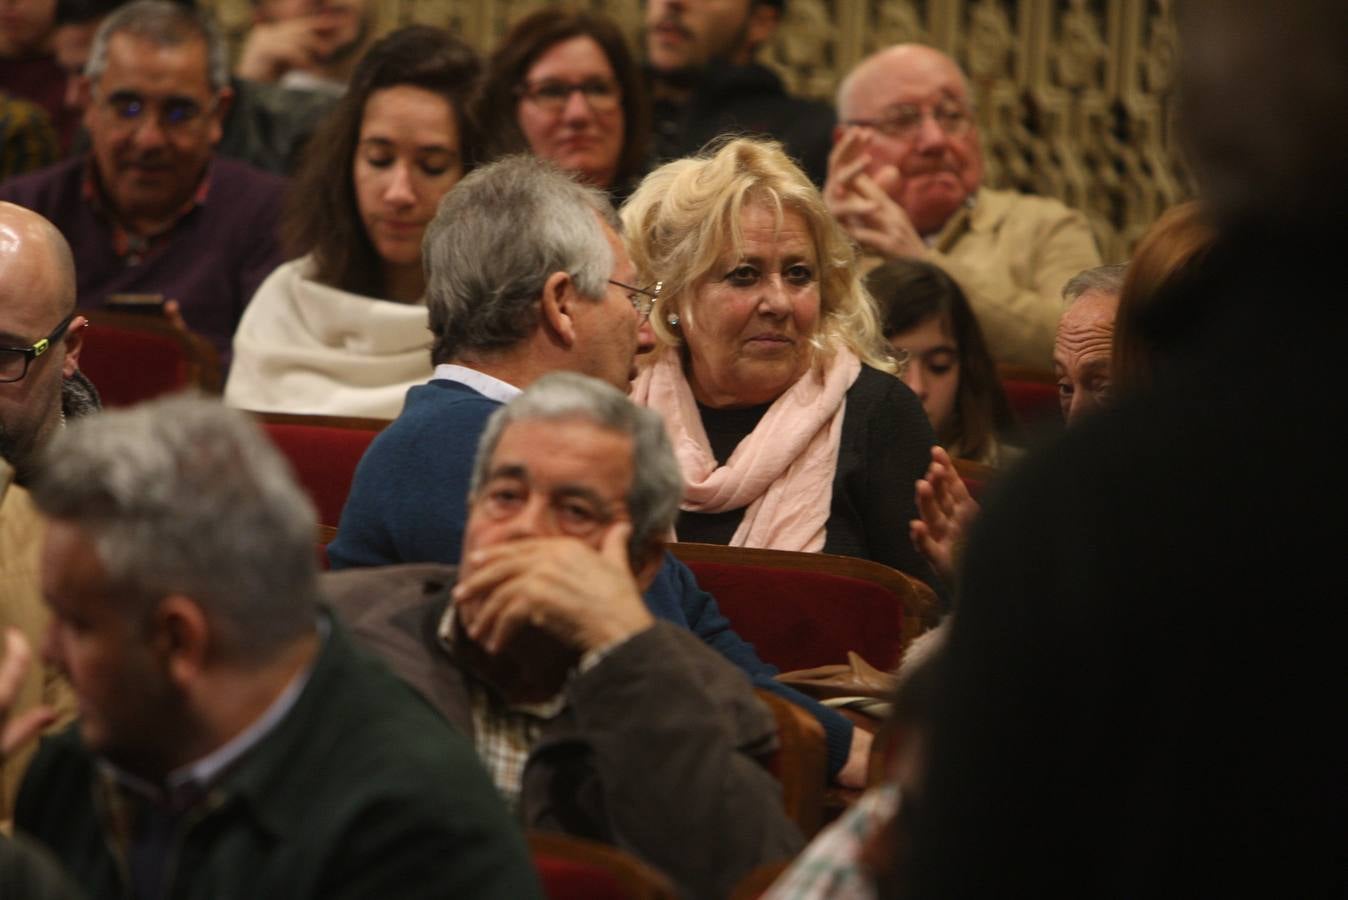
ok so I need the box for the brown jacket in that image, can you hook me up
[323,563,803,899]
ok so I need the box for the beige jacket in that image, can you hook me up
[0,463,74,822]
[869,188,1102,371]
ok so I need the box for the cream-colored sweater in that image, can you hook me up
[225,256,432,418]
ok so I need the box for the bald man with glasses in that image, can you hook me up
[0,202,98,488]
[0,201,82,821]
[828,43,1101,370]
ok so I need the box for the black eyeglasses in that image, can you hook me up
[0,313,77,383]
[608,279,662,321]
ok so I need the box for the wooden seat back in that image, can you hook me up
[670,543,937,673]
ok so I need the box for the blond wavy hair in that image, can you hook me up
[621,137,895,376]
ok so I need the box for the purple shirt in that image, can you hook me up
[0,155,286,363]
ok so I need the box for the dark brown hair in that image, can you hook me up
[476,9,648,192]
[282,25,482,296]
[867,259,1018,462]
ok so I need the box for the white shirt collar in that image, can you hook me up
[101,619,328,802]
[431,364,521,404]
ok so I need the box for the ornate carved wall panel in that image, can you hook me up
[204,0,1192,261]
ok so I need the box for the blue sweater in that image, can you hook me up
[329,379,854,775]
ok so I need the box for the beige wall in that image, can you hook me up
[207,0,1193,261]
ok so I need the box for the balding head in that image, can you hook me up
[837,44,970,120]
[1053,274,1119,426]
[0,202,77,318]
[834,44,982,235]
[0,202,84,485]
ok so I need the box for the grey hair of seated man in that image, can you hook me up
[30,394,318,661]
[84,0,230,92]
[1061,263,1126,306]
[468,372,684,560]
[422,155,619,366]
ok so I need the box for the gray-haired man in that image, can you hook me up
[17,394,539,900]
[1054,264,1124,425]
[329,154,867,789]
[0,0,285,361]
[828,43,1101,369]
[329,372,802,899]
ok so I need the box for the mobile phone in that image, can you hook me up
[104,293,166,314]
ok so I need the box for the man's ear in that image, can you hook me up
[151,594,211,687]
[744,3,781,55]
[61,316,87,378]
[208,85,234,148]
[539,270,578,348]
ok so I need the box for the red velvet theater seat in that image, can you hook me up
[252,412,389,530]
[997,363,1061,430]
[78,310,223,407]
[528,832,677,900]
[669,543,938,673]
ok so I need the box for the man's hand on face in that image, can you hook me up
[454,523,656,657]
[235,14,347,82]
[825,127,928,260]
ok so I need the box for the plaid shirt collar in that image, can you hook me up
[438,604,565,811]
[81,156,213,262]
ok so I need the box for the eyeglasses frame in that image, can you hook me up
[844,101,974,141]
[91,85,220,131]
[0,312,78,383]
[515,77,622,113]
[608,279,662,322]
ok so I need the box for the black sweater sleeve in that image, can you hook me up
[824,366,949,606]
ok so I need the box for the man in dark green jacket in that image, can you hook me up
[16,394,540,900]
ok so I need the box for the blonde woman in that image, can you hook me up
[625,137,943,595]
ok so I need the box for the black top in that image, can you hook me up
[902,225,1348,896]
[678,365,946,603]
[648,61,836,187]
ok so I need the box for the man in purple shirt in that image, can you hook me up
[0,0,285,362]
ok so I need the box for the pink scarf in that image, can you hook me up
[631,347,862,552]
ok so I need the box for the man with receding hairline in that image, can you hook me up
[827,43,1100,370]
[1054,264,1122,426]
[0,0,285,361]
[0,200,97,488]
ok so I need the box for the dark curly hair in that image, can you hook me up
[282,25,482,296]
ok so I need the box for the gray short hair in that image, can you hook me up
[423,155,618,365]
[1062,264,1127,306]
[85,0,230,93]
[468,373,683,558]
[30,394,318,660]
